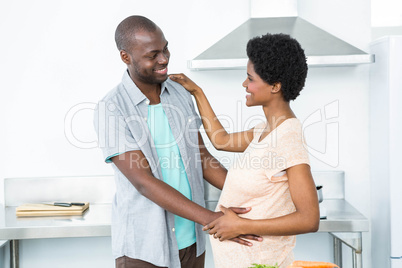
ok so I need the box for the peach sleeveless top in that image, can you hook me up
[210,118,310,268]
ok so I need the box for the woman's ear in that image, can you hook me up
[120,50,131,64]
[271,83,282,94]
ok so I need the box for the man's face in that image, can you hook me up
[126,28,170,86]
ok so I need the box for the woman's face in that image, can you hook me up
[242,60,274,107]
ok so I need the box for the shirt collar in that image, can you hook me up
[122,70,169,106]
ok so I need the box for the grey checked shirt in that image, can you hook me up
[94,70,205,267]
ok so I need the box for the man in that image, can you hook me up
[94,15,258,268]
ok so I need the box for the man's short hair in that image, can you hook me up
[115,15,157,51]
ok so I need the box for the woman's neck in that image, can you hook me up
[262,101,295,131]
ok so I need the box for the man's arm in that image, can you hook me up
[111,150,219,226]
[112,149,260,246]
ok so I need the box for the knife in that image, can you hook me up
[42,202,86,207]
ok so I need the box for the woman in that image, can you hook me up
[170,33,319,268]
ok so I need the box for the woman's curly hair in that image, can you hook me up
[246,33,308,102]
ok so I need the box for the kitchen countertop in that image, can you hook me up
[318,199,369,232]
[0,200,368,240]
[0,204,112,240]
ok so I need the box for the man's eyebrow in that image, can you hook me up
[146,42,169,54]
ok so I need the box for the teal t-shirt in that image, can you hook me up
[147,103,196,250]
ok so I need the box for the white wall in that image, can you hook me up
[371,0,402,40]
[372,0,402,27]
[0,0,372,267]
[298,0,372,51]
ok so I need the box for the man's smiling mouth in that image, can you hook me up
[154,67,167,74]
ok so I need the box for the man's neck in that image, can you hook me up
[139,83,161,105]
[129,72,162,104]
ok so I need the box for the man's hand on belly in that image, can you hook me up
[204,206,263,246]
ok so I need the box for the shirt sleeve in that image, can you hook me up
[93,100,140,163]
[265,125,310,182]
[188,97,202,130]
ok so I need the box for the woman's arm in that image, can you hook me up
[203,164,320,240]
[169,73,254,152]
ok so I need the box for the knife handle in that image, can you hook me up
[71,203,85,206]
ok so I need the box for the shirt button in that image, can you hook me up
[188,118,192,122]
[145,100,150,105]
[144,117,147,121]
[172,228,175,232]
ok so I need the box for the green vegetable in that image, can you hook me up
[248,263,279,268]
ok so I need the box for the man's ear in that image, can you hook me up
[272,83,282,94]
[120,50,130,64]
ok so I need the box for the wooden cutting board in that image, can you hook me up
[16,202,89,217]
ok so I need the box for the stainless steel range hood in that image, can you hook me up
[188,16,375,70]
